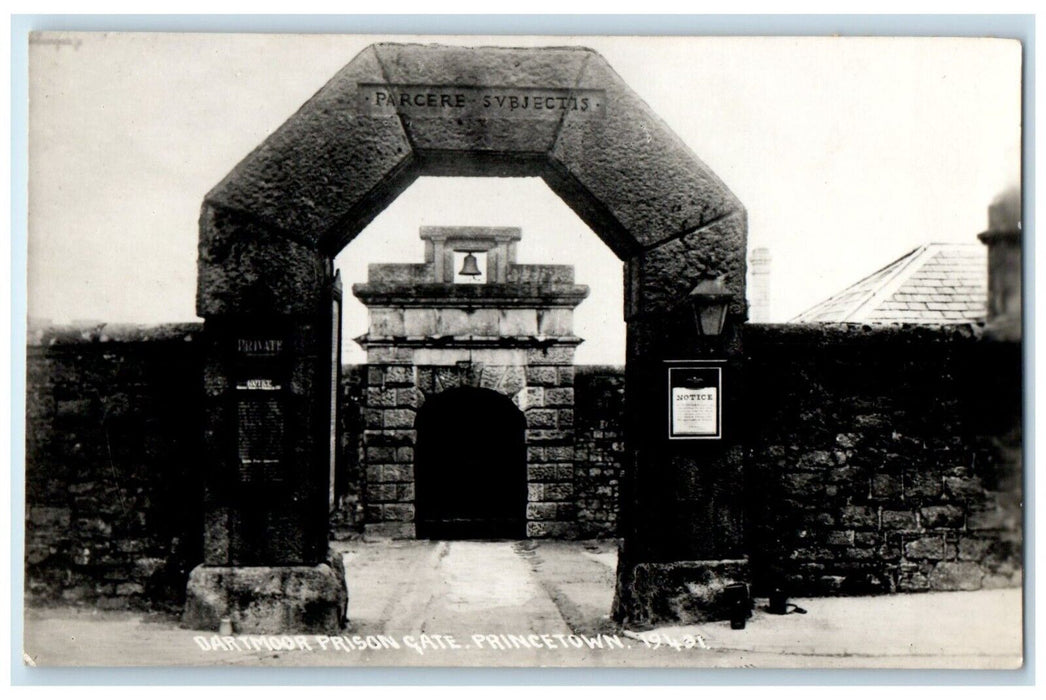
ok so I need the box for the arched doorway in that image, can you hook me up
[414,387,526,539]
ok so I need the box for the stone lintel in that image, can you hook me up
[352,283,589,308]
[420,226,522,243]
[363,522,417,539]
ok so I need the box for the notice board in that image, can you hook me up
[667,364,723,440]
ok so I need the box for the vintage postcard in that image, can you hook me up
[22,31,1023,670]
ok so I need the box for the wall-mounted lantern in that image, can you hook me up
[686,277,732,337]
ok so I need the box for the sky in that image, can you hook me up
[27,33,1021,364]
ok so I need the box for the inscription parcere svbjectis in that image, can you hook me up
[359,84,606,119]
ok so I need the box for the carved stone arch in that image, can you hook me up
[197,43,746,320]
[191,43,748,632]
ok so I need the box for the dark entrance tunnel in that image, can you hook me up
[413,387,527,540]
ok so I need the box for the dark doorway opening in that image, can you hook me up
[414,387,526,539]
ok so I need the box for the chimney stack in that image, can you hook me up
[978,186,1021,341]
[748,247,772,322]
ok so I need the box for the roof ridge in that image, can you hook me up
[791,244,926,322]
[789,240,987,324]
[847,244,942,322]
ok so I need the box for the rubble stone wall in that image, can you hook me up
[25,324,205,611]
[573,366,627,538]
[330,364,366,539]
[744,324,1022,595]
[24,322,1022,609]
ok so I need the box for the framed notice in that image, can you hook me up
[233,335,288,480]
[667,365,723,440]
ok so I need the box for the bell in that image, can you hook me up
[458,252,482,277]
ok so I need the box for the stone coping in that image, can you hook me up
[25,321,1000,349]
[27,322,203,347]
[354,334,584,349]
[744,321,989,345]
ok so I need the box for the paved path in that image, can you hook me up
[345,540,574,637]
[21,540,1023,670]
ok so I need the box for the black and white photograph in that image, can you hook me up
[18,28,1025,671]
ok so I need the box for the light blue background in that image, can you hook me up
[9,13,1035,686]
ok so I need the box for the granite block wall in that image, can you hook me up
[357,357,584,538]
[343,362,625,539]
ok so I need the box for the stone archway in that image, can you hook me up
[188,43,749,633]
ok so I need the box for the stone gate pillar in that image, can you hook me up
[183,206,347,634]
[612,211,750,628]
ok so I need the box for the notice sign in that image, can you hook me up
[237,338,283,356]
[668,366,722,439]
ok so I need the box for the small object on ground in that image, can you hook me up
[766,589,807,615]
[769,588,789,614]
[725,583,752,630]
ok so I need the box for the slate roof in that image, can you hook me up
[792,243,987,324]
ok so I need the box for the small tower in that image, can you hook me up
[748,247,772,322]
[978,186,1021,341]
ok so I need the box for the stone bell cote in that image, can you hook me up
[352,225,589,357]
[421,225,521,283]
